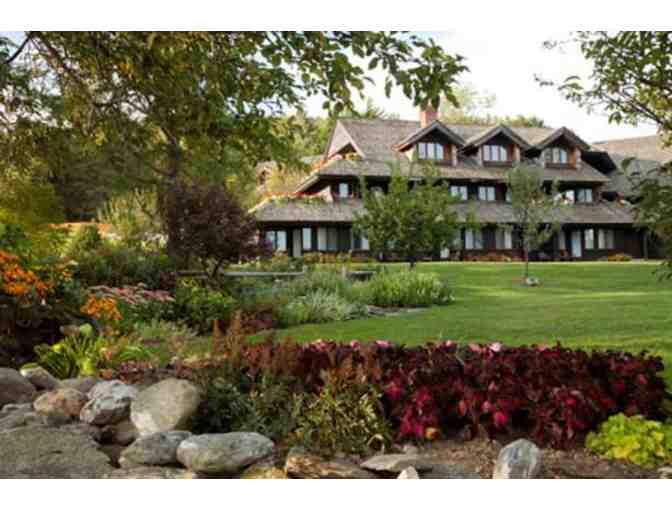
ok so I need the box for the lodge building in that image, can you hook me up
[253,108,666,261]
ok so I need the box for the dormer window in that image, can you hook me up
[338,182,350,198]
[545,147,569,166]
[483,144,510,164]
[418,142,445,161]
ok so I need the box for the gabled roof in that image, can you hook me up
[600,153,670,197]
[593,134,672,165]
[461,124,532,151]
[532,127,591,151]
[394,120,466,150]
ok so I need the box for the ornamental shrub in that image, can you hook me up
[586,413,672,468]
[278,290,366,327]
[173,279,237,334]
[64,225,103,258]
[364,270,453,308]
[283,271,353,299]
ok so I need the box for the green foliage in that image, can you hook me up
[193,371,299,441]
[586,413,672,468]
[70,242,176,290]
[174,280,237,334]
[292,376,391,455]
[64,225,103,258]
[130,319,198,345]
[278,290,366,327]
[364,270,453,308]
[282,271,353,300]
[356,162,462,267]
[97,189,161,247]
[34,324,154,378]
[507,164,560,278]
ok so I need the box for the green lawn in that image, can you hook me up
[273,262,672,384]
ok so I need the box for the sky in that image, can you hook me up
[2,30,659,143]
[303,30,658,143]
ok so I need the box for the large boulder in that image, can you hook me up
[0,409,44,431]
[103,466,200,479]
[103,419,138,446]
[131,378,201,435]
[493,439,542,479]
[360,453,436,473]
[80,380,138,426]
[176,432,274,475]
[120,431,192,467]
[0,426,113,478]
[0,368,36,406]
[19,366,59,391]
[60,376,98,394]
[33,388,88,420]
[285,447,375,479]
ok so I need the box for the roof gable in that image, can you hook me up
[462,124,532,151]
[532,127,590,151]
[394,120,465,150]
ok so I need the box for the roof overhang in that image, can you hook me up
[394,120,465,151]
[462,124,532,151]
[533,127,591,152]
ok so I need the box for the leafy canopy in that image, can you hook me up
[355,162,464,267]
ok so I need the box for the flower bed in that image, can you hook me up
[114,338,669,449]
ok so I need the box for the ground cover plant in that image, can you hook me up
[277,262,672,385]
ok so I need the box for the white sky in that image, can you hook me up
[303,30,658,142]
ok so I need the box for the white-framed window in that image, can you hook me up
[450,185,468,200]
[577,188,593,203]
[265,230,287,252]
[505,188,512,203]
[563,190,575,204]
[585,228,595,250]
[302,227,312,250]
[417,142,445,161]
[545,147,569,165]
[465,229,484,250]
[598,229,615,250]
[495,228,513,249]
[478,186,496,202]
[361,236,370,251]
[483,144,509,163]
[338,182,350,198]
[317,227,327,251]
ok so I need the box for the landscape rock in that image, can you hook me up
[421,462,481,479]
[131,378,201,435]
[104,419,139,446]
[0,368,36,406]
[241,459,288,479]
[103,466,200,479]
[19,366,59,391]
[0,409,44,430]
[60,376,98,394]
[120,431,191,467]
[285,447,376,479]
[493,439,542,479]
[176,432,274,475]
[1,402,33,414]
[397,466,420,479]
[80,380,138,426]
[360,453,436,473]
[0,426,113,478]
[33,388,88,420]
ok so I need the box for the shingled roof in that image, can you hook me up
[600,153,671,196]
[254,196,634,225]
[593,134,672,165]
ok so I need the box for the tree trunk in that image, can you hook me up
[524,248,530,279]
[162,135,183,265]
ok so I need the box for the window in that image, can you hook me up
[417,142,445,161]
[545,147,569,165]
[505,188,512,203]
[465,229,483,250]
[327,227,338,252]
[265,230,287,252]
[450,185,468,200]
[563,190,575,204]
[585,228,595,250]
[478,186,495,202]
[317,227,327,251]
[495,228,513,249]
[577,188,593,203]
[483,144,509,163]
[598,229,615,250]
[338,182,350,198]
[353,233,370,251]
[302,227,312,250]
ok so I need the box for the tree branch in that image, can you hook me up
[3,32,33,65]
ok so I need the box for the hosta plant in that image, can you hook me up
[586,413,672,468]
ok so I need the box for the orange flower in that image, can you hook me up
[81,295,122,322]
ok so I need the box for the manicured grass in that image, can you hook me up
[273,262,672,385]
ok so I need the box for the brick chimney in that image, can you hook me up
[419,106,438,128]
